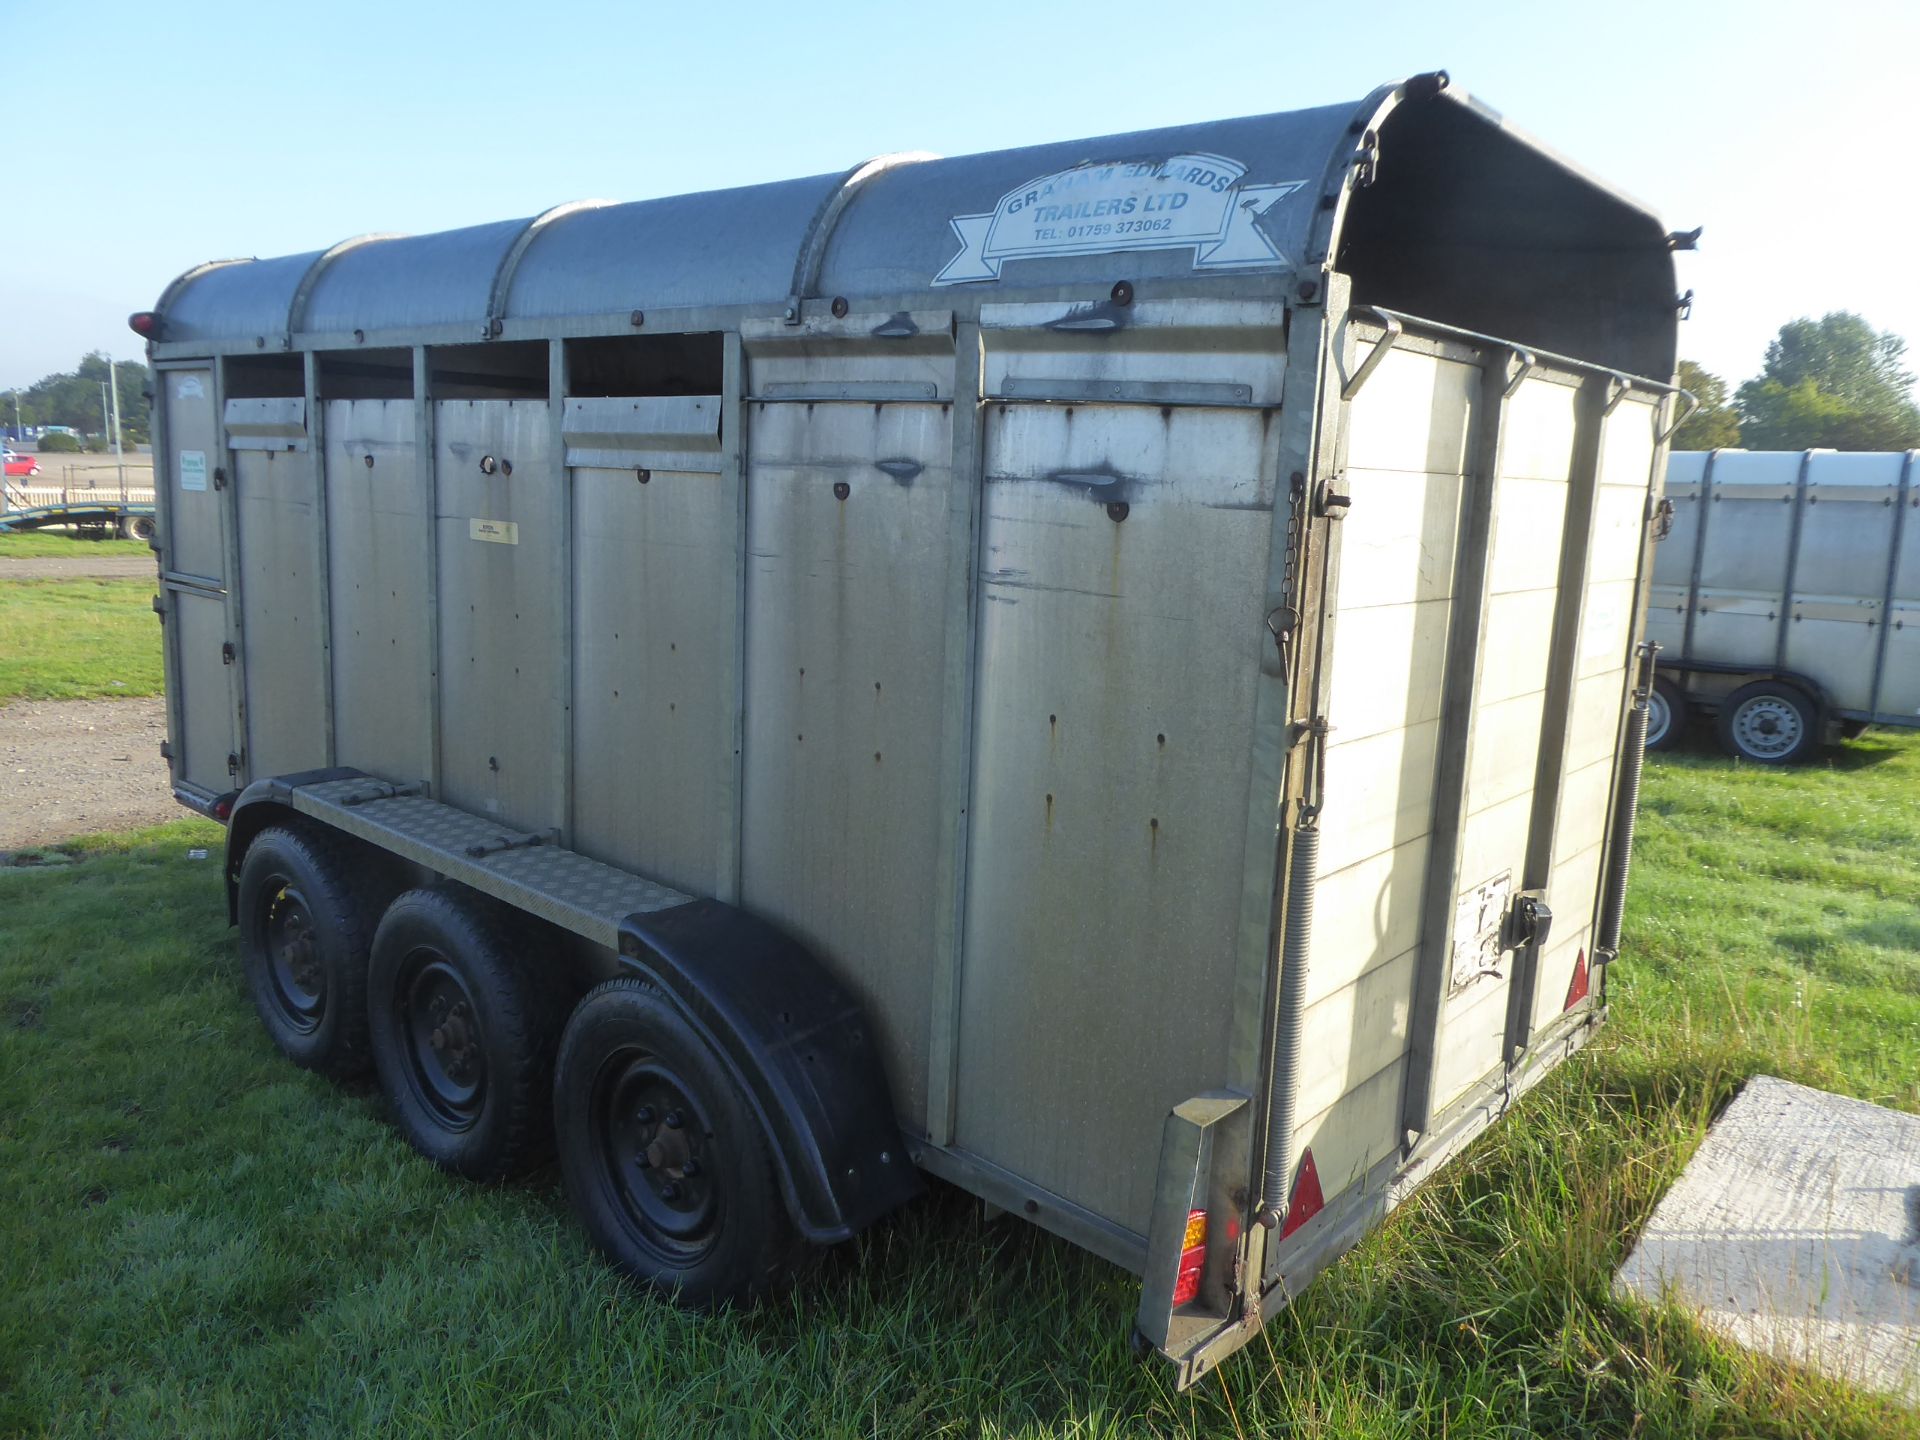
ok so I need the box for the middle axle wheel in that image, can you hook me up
[368,887,562,1181]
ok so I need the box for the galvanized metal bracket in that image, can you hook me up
[286,233,407,341]
[786,151,939,323]
[1657,387,1702,445]
[1136,1091,1251,1376]
[1503,347,1538,399]
[1340,309,1402,401]
[485,201,614,339]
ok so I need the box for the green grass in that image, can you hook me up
[2,740,1917,1438]
[0,530,151,559]
[0,580,162,702]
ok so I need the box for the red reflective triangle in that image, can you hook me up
[1564,948,1590,1009]
[1279,1148,1324,1240]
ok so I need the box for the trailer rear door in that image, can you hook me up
[158,366,237,798]
[1302,319,1663,1228]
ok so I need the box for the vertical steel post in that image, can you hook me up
[1775,449,1815,668]
[925,318,986,1148]
[1678,448,1718,663]
[549,339,572,845]
[716,330,747,905]
[213,357,248,784]
[1867,450,1915,723]
[1503,375,1611,1063]
[415,346,440,796]
[305,350,336,767]
[1398,346,1517,1150]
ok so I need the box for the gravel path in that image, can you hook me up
[0,696,181,852]
[0,556,159,581]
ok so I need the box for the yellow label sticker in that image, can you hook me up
[470,518,519,545]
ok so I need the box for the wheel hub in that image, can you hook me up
[1732,696,1802,758]
[262,881,325,1031]
[596,1056,721,1256]
[402,955,486,1127]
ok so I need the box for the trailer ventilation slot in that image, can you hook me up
[562,395,723,472]
[224,397,309,452]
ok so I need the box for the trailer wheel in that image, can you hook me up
[1645,675,1688,752]
[367,888,562,1181]
[121,514,155,542]
[554,977,797,1307]
[1716,679,1819,765]
[236,824,379,1079]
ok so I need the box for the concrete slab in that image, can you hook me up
[1616,1075,1920,1404]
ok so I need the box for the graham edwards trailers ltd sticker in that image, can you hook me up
[933,152,1305,285]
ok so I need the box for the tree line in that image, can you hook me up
[7,353,154,447]
[1675,312,1920,451]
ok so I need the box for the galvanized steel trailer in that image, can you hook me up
[1647,449,1920,762]
[137,72,1687,1384]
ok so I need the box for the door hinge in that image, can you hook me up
[159,739,172,761]
[227,751,243,776]
[221,641,235,665]
[213,465,228,490]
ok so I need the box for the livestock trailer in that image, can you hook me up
[1648,448,1920,762]
[136,72,1687,1384]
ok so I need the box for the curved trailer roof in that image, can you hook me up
[148,73,1681,379]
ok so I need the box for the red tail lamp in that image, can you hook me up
[127,311,160,339]
[1171,1208,1208,1307]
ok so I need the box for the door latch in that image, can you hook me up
[1650,494,1675,541]
[1502,890,1553,954]
[221,641,235,665]
[1314,476,1351,519]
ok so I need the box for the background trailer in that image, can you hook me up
[137,72,1686,1385]
[1649,448,1920,763]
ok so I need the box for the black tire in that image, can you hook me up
[367,888,563,1181]
[1646,675,1689,752]
[554,977,798,1307]
[122,514,155,542]
[1716,679,1820,765]
[236,824,381,1079]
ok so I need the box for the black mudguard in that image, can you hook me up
[618,901,922,1244]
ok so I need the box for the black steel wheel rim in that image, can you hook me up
[260,875,325,1033]
[590,1046,722,1264]
[398,950,487,1130]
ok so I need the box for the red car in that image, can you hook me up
[3,450,41,477]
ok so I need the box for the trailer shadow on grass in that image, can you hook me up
[4,817,1919,1439]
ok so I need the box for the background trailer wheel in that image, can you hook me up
[1717,679,1821,765]
[554,977,798,1308]
[236,824,380,1079]
[367,888,564,1181]
[1645,674,1688,752]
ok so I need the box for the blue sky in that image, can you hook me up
[3,0,1915,392]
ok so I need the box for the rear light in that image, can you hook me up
[212,795,235,822]
[1171,1208,1207,1307]
[127,311,160,339]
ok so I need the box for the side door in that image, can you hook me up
[156,365,238,800]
